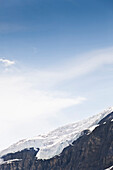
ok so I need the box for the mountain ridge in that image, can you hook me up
[0,107,113,163]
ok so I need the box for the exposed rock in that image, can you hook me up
[0,120,113,170]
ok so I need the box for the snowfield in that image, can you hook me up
[0,107,113,161]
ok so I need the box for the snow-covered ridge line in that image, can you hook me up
[0,107,113,160]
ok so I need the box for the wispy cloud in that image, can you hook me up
[1,46,112,122]
[52,47,113,81]
[0,75,86,120]
[22,47,113,89]
[0,46,112,150]
[64,47,113,79]
[0,58,15,67]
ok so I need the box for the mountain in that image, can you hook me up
[0,107,113,170]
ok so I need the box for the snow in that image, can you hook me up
[0,159,3,164]
[88,124,99,131]
[0,107,113,160]
[105,165,113,170]
[0,159,22,165]
[111,119,113,122]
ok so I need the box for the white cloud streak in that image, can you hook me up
[22,47,113,89]
[54,47,113,80]
[63,47,113,79]
[0,58,15,67]
[0,75,86,120]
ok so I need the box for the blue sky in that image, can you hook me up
[0,0,113,150]
[0,0,113,66]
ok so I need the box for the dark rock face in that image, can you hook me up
[0,121,113,170]
[2,148,39,162]
[99,112,113,125]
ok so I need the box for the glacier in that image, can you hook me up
[0,107,113,161]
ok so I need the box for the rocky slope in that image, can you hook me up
[0,108,113,170]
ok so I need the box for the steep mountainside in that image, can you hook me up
[0,107,113,170]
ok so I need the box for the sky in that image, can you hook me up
[0,0,113,150]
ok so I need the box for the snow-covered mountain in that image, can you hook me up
[0,107,113,162]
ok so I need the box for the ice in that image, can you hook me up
[0,107,113,160]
